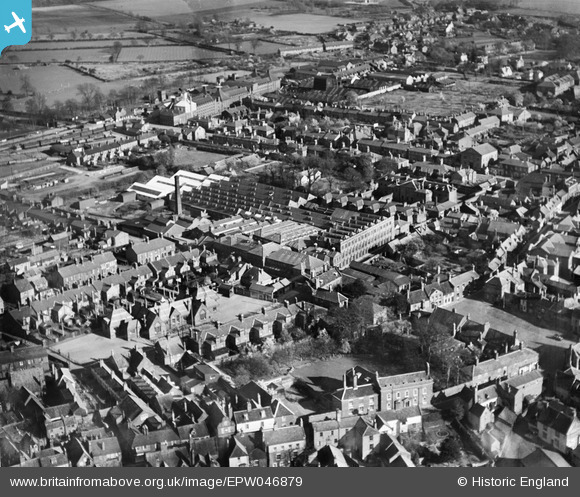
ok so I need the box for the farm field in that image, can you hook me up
[2,48,114,64]
[116,45,230,62]
[0,65,152,106]
[513,0,580,14]
[93,0,194,16]
[216,40,288,54]
[31,5,138,35]
[0,65,101,99]
[364,78,513,117]
[241,13,364,34]
[182,0,271,13]
[15,39,160,50]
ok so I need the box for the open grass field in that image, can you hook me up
[172,146,232,168]
[216,40,288,55]
[16,39,159,50]
[364,78,513,117]
[32,5,138,35]
[2,48,114,64]
[0,65,158,106]
[513,0,580,14]
[183,0,271,13]
[93,0,194,17]
[242,13,364,34]
[116,45,230,62]
[0,65,100,98]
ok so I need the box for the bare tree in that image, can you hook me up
[250,38,261,53]
[20,74,33,97]
[77,83,104,112]
[25,92,47,116]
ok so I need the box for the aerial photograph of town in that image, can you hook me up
[1,0,580,470]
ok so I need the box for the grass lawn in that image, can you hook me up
[172,146,231,168]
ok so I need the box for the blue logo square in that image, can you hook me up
[0,0,32,56]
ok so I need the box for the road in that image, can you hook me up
[443,293,575,374]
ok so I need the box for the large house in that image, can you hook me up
[331,366,434,416]
[535,401,580,453]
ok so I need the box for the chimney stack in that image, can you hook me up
[174,175,182,216]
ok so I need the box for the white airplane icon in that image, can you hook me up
[5,12,26,34]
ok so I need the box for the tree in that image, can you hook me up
[556,34,580,60]
[20,74,33,97]
[522,92,537,107]
[345,90,359,107]
[444,398,465,422]
[288,325,307,341]
[250,38,261,53]
[111,41,123,62]
[323,302,366,342]
[507,92,524,107]
[429,45,455,66]
[276,327,292,344]
[1,97,14,112]
[77,83,104,112]
[25,92,48,117]
[438,436,462,463]
[400,238,425,262]
[64,99,79,118]
[341,279,370,299]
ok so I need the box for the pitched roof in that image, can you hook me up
[129,238,175,255]
[377,371,430,388]
[262,425,305,446]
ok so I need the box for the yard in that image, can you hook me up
[49,333,153,366]
[363,78,516,117]
[292,354,403,394]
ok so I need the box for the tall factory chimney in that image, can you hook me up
[174,175,182,216]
